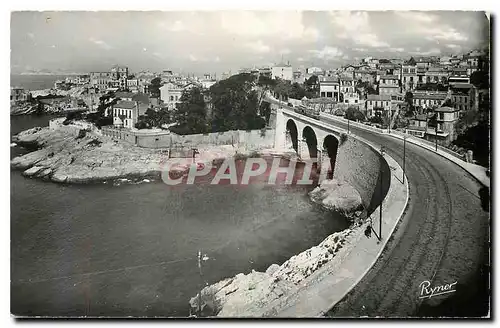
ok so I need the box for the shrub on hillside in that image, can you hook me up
[339,133,348,146]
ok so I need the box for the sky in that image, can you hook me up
[10,11,490,75]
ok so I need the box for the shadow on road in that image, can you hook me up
[479,187,490,212]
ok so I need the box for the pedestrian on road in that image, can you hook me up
[365,225,372,238]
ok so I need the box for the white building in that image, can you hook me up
[319,78,340,102]
[342,92,361,105]
[127,78,139,93]
[306,66,323,75]
[272,63,293,81]
[112,100,148,129]
[159,82,197,110]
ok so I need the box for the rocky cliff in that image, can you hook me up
[309,178,365,223]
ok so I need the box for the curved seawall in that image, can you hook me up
[333,135,391,214]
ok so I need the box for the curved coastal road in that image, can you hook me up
[317,116,490,317]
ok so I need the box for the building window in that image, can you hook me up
[170,96,174,101]
[327,92,332,98]
[321,92,326,97]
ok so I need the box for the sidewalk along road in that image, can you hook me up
[320,115,490,317]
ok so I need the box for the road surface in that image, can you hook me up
[318,116,490,317]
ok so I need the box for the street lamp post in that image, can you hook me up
[371,146,385,242]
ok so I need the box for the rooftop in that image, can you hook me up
[115,91,135,99]
[367,94,392,101]
[380,75,399,80]
[131,92,150,105]
[114,100,137,109]
[413,114,428,121]
[320,77,339,84]
[451,83,474,89]
[413,93,448,100]
[427,67,447,73]
[435,106,460,112]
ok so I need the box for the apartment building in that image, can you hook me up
[319,77,340,101]
[378,75,401,96]
[412,90,450,109]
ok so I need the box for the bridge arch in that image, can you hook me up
[323,134,339,179]
[302,126,318,159]
[286,119,298,152]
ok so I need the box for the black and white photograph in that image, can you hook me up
[9,8,491,319]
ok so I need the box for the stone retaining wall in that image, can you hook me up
[101,127,276,150]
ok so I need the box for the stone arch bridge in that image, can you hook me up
[274,106,347,177]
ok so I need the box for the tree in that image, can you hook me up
[369,114,383,125]
[442,99,453,107]
[345,107,366,122]
[304,75,319,96]
[135,107,171,129]
[149,77,162,98]
[209,73,265,132]
[135,120,149,129]
[404,91,415,116]
[289,82,307,100]
[470,71,489,89]
[356,80,377,96]
[257,75,276,90]
[274,79,292,101]
[427,113,437,127]
[171,87,208,134]
[260,101,272,126]
[453,120,490,168]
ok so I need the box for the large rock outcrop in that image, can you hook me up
[309,178,365,222]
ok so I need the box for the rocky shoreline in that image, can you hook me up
[188,224,363,317]
[10,124,299,185]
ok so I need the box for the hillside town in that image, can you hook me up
[10,47,490,166]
